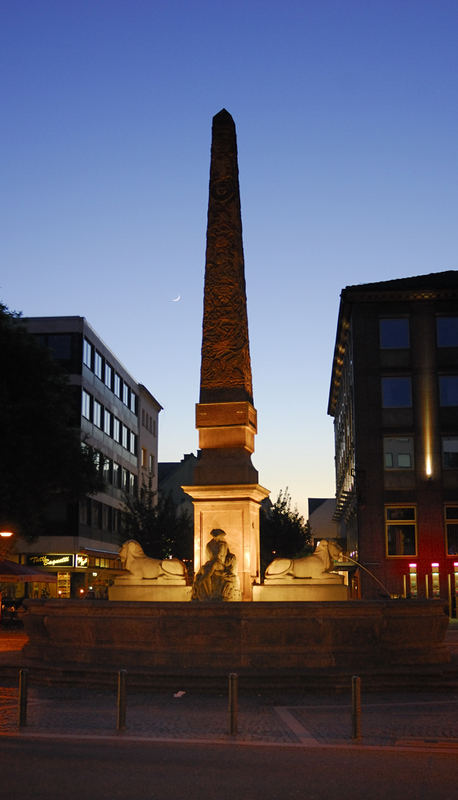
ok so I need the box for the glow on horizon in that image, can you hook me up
[1,1,458,518]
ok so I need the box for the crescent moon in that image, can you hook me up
[171,295,181,302]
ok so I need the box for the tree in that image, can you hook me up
[122,478,194,563]
[260,488,312,574]
[0,303,102,539]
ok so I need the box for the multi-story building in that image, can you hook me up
[14,316,162,598]
[328,271,458,602]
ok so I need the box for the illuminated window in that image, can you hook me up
[94,351,103,379]
[379,318,409,349]
[439,376,458,406]
[442,437,458,469]
[82,390,91,420]
[83,338,92,369]
[385,506,417,556]
[437,317,458,347]
[445,506,458,556]
[382,377,412,408]
[384,437,414,469]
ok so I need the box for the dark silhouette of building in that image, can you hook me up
[328,271,458,601]
[15,316,161,598]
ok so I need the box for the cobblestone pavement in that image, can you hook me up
[1,624,458,748]
[2,682,458,748]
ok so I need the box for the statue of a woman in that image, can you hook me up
[191,529,241,601]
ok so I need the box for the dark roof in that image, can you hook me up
[342,270,458,296]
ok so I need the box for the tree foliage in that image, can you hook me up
[260,488,312,574]
[122,478,194,562]
[0,302,102,538]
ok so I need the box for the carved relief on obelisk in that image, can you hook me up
[200,109,253,405]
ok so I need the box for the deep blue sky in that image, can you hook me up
[2,0,457,516]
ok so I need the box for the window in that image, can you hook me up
[82,390,91,420]
[83,338,92,369]
[382,377,412,408]
[437,317,458,347]
[123,382,130,406]
[103,409,112,436]
[442,437,458,469]
[141,447,147,468]
[129,432,137,455]
[103,457,112,484]
[439,376,458,406]
[122,468,129,492]
[113,417,121,443]
[385,506,417,556]
[149,454,155,475]
[94,350,103,379]
[130,392,137,414]
[104,361,112,389]
[384,437,414,469]
[445,506,458,555]
[93,400,102,428]
[380,318,409,349]
[112,462,121,488]
[122,424,129,449]
[114,373,121,398]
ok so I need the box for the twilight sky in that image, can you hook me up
[2,0,457,517]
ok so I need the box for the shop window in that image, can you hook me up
[384,437,414,469]
[385,506,417,556]
[437,317,458,347]
[439,376,458,406]
[379,318,409,349]
[442,437,458,469]
[445,506,458,556]
[382,377,412,408]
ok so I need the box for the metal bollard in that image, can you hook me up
[228,672,238,736]
[18,668,28,728]
[351,675,361,740]
[116,669,127,731]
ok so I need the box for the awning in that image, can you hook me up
[0,559,57,583]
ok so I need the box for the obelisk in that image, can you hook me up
[183,110,269,600]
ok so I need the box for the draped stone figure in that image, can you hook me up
[191,529,241,602]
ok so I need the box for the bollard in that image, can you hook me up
[351,675,361,740]
[228,672,238,736]
[116,669,127,731]
[18,668,28,728]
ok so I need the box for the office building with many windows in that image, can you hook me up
[328,271,458,601]
[15,316,162,598]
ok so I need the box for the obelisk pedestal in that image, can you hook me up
[183,109,269,600]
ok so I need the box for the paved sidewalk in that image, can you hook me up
[1,623,458,748]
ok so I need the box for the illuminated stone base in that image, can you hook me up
[22,599,450,673]
[253,584,349,601]
[108,582,191,602]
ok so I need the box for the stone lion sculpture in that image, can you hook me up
[264,540,343,583]
[118,540,186,582]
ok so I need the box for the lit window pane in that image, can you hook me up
[387,525,416,556]
[442,437,458,469]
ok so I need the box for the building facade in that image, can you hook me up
[15,316,162,598]
[328,271,458,602]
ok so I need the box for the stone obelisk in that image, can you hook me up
[183,109,269,600]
